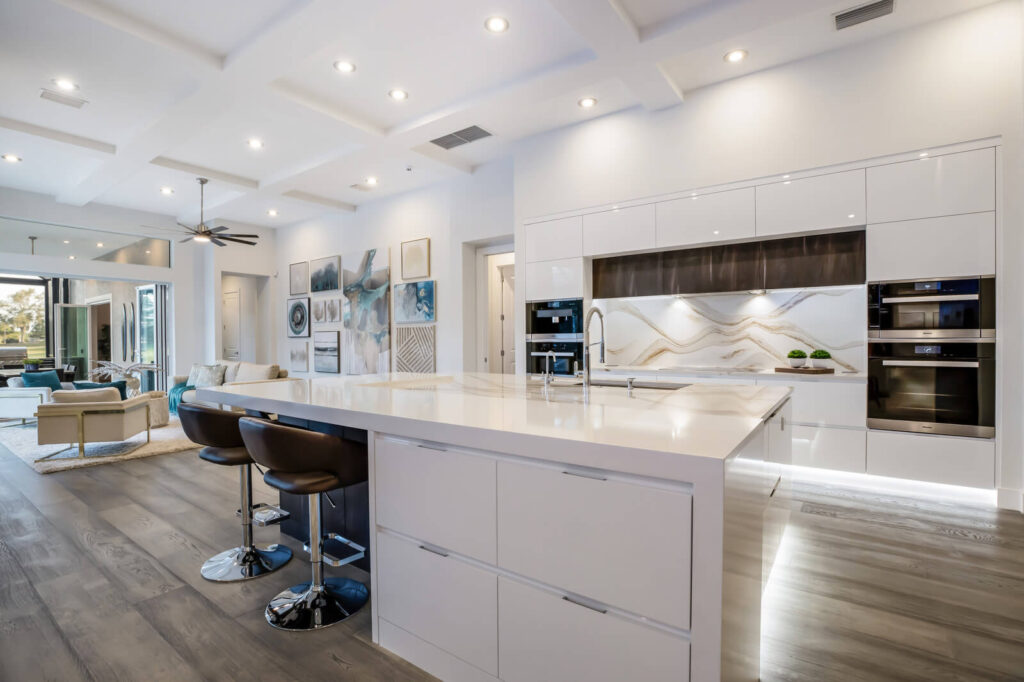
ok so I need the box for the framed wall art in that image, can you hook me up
[289,261,308,295]
[286,297,310,337]
[401,237,430,280]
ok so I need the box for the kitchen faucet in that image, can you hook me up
[582,306,605,389]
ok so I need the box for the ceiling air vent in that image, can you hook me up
[835,0,894,30]
[40,88,88,109]
[430,125,492,150]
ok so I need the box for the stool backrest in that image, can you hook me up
[239,417,368,486]
[178,403,244,448]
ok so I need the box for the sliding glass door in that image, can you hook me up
[54,304,90,381]
[135,284,168,392]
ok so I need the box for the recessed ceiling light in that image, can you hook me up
[578,96,597,109]
[145,250,151,254]
[848,214,856,219]
[267,209,278,217]
[68,255,75,260]
[63,240,70,244]
[96,242,103,247]
[713,230,720,235]
[485,16,509,33]
[160,186,174,195]
[2,153,21,163]
[365,176,378,186]
[783,180,792,185]
[334,61,356,73]
[53,78,78,91]
[782,174,790,179]
[248,138,264,149]
[724,49,747,63]
[389,89,408,101]
[919,152,929,157]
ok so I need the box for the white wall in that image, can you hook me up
[0,186,278,376]
[275,158,514,376]
[511,1,1024,509]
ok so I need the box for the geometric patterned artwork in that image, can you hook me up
[394,280,435,324]
[395,325,436,373]
[342,248,390,374]
[592,285,867,373]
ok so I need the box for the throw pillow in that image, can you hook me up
[188,364,226,388]
[221,361,241,383]
[73,380,128,400]
[234,362,280,382]
[20,370,63,393]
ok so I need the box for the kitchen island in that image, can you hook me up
[198,373,792,682]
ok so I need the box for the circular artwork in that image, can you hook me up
[288,299,309,337]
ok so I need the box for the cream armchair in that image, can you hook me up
[35,387,151,462]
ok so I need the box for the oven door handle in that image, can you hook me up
[881,360,980,368]
[529,352,577,357]
[880,294,978,303]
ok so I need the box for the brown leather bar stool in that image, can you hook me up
[239,417,369,631]
[178,404,292,581]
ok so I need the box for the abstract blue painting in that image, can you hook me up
[310,255,340,292]
[394,281,435,324]
[342,249,390,374]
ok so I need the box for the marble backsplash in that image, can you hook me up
[592,286,866,373]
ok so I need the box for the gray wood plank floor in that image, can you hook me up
[1,443,1022,681]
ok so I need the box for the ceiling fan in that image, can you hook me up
[178,177,260,247]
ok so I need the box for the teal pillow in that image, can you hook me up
[73,380,128,400]
[21,370,63,393]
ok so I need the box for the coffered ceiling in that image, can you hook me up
[0,0,999,228]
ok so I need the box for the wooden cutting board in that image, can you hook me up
[775,366,835,374]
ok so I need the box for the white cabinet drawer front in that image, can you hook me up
[525,258,583,301]
[377,533,498,675]
[866,212,995,281]
[866,430,995,488]
[755,170,865,237]
[767,399,793,466]
[785,381,866,427]
[498,577,689,682]
[656,187,755,248]
[375,438,497,563]
[866,148,995,223]
[583,204,656,256]
[791,425,866,473]
[497,460,692,629]
[525,216,582,263]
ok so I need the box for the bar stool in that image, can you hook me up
[178,404,292,581]
[238,417,369,631]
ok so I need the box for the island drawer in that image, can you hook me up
[375,437,497,563]
[377,532,498,676]
[497,577,689,682]
[497,460,692,629]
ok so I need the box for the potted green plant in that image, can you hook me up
[787,350,807,368]
[23,358,42,371]
[809,349,832,369]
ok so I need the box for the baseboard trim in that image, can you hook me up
[997,487,1024,512]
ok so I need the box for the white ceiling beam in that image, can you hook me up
[282,190,356,212]
[0,116,116,154]
[150,157,258,190]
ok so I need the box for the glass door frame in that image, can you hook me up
[135,283,169,392]
[53,303,91,382]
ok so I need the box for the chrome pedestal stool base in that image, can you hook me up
[201,543,293,582]
[265,577,369,631]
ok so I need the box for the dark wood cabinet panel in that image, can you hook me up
[763,231,865,289]
[592,230,865,298]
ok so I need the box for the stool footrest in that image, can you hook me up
[235,503,291,527]
[304,533,366,567]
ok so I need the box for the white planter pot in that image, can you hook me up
[788,358,806,368]
[810,357,832,369]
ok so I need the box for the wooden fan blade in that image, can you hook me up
[210,238,227,247]
[220,233,259,238]
[218,236,257,246]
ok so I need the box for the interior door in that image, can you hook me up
[54,304,90,382]
[222,290,240,360]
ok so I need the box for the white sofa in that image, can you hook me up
[0,376,77,423]
[172,360,289,410]
[36,387,152,460]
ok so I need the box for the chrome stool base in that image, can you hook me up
[265,577,369,631]
[201,544,293,582]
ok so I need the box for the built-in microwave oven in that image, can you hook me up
[525,340,583,377]
[868,276,994,339]
[525,298,583,339]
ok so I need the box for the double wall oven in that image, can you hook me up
[868,277,995,438]
[525,298,583,377]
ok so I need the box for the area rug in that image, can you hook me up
[0,417,198,474]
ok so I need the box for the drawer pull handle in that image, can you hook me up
[562,470,607,482]
[562,595,607,614]
[417,443,447,452]
[418,544,449,558]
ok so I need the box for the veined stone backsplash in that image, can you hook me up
[592,286,866,373]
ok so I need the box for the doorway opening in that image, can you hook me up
[475,247,515,374]
[220,273,272,363]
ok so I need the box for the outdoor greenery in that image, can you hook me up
[0,287,45,349]
[787,349,807,359]
[809,349,832,359]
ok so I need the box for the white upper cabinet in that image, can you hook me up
[525,258,584,301]
[583,204,656,256]
[525,216,582,263]
[755,169,866,237]
[866,148,995,223]
[867,212,995,281]
[656,187,755,248]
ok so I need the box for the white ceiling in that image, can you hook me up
[0,0,1001,230]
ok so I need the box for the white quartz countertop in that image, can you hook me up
[197,373,790,477]
[593,364,868,382]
